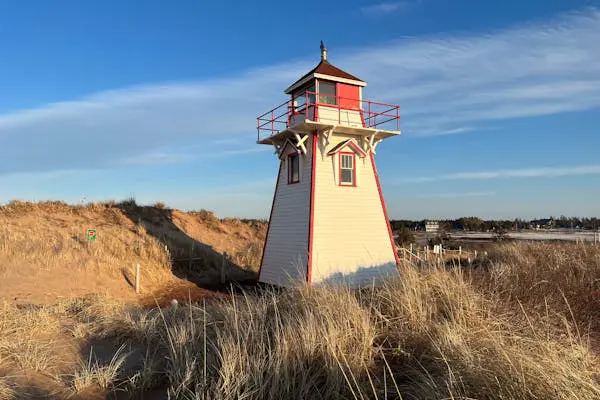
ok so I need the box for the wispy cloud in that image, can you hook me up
[415,191,496,199]
[398,164,600,183]
[360,2,411,16]
[0,8,599,177]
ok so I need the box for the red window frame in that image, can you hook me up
[339,152,356,187]
[288,153,300,184]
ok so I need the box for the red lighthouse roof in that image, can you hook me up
[285,42,366,94]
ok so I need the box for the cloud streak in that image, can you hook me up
[398,164,600,183]
[360,2,410,16]
[0,8,599,176]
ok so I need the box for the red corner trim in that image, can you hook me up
[370,152,400,265]
[257,161,283,281]
[307,131,317,285]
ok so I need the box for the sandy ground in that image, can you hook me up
[0,202,266,305]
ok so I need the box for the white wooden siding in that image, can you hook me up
[289,106,363,129]
[259,137,313,286]
[316,106,363,128]
[311,134,398,287]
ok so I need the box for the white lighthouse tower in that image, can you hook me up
[256,42,400,287]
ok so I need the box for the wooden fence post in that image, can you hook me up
[459,246,462,255]
[135,263,140,294]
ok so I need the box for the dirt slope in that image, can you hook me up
[0,200,266,305]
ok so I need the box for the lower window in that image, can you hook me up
[288,153,300,184]
[340,153,355,186]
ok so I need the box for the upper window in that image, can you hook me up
[293,91,306,111]
[288,153,300,184]
[340,153,355,186]
[319,81,337,105]
[293,84,315,112]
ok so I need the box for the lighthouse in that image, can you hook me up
[256,42,401,288]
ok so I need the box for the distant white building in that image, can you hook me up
[425,220,440,233]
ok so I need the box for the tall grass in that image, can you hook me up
[0,242,599,399]
[476,241,600,335]
[0,201,173,286]
[101,263,598,399]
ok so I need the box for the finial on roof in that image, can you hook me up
[320,40,328,62]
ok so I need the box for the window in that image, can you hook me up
[293,91,305,111]
[293,84,315,112]
[340,153,355,186]
[319,81,337,105]
[288,153,300,184]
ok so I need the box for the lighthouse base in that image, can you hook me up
[312,262,399,288]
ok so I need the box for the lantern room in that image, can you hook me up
[257,41,400,150]
[285,41,366,129]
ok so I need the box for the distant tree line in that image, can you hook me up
[390,216,600,232]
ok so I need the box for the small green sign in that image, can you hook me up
[87,229,97,241]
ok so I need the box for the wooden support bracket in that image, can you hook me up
[292,131,309,154]
[325,129,334,146]
[365,134,382,154]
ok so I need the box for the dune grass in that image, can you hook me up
[0,242,599,399]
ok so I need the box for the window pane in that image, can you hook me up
[320,82,336,95]
[341,169,353,184]
[293,156,299,181]
[341,154,353,169]
[289,154,300,183]
[294,92,306,111]
[319,82,336,105]
[307,85,316,105]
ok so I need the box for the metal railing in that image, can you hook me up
[256,91,400,141]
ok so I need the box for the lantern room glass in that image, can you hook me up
[319,81,337,105]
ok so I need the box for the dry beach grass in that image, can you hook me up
[0,200,265,304]
[0,237,599,398]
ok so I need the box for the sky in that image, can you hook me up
[0,0,599,220]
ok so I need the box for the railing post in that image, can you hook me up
[306,91,309,121]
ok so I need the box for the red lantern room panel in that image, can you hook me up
[337,83,361,110]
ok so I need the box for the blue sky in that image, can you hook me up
[0,0,599,219]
